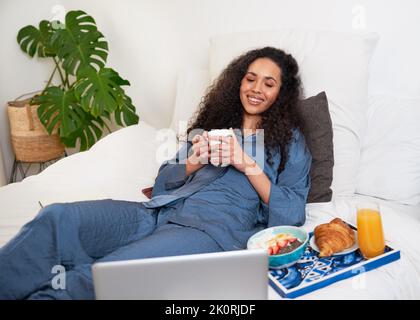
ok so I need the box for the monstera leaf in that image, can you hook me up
[114,94,139,127]
[60,107,105,150]
[74,67,130,117]
[17,20,56,57]
[35,86,105,150]
[51,10,108,75]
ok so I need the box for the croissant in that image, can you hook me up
[314,218,355,257]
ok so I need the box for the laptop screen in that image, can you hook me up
[92,249,268,300]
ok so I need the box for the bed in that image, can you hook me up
[1,28,419,300]
[0,121,419,300]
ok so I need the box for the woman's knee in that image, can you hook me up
[35,203,69,224]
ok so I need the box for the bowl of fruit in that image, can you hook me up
[247,226,309,269]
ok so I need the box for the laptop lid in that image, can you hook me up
[92,249,268,300]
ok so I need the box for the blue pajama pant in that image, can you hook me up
[0,199,223,300]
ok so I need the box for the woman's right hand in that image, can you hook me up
[189,131,210,165]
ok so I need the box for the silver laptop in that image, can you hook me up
[92,249,268,300]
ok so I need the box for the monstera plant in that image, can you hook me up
[17,10,139,150]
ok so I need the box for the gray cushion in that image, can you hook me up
[297,91,334,203]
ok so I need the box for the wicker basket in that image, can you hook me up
[7,97,65,163]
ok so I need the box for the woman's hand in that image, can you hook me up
[209,130,261,175]
[189,131,210,165]
[209,130,269,204]
[186,131,210,176]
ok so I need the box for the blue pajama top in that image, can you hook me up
[145,129,312,251]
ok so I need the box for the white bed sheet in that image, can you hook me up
[0,123,419,299]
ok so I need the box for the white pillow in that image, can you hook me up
[209,29,379,196]
[170,68,210,135]
[356,95,420,205]
[38,122,161,204]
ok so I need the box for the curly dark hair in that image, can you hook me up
[187,46,302,174]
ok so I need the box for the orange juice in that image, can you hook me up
[357,208,385,259]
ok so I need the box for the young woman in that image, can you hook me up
[0,46,311,300]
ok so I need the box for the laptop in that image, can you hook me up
[92,249,268,300]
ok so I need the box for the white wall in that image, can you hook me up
[0,144,5,186]
[1,0,419,182]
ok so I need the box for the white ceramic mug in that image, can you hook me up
[208,129,234,167]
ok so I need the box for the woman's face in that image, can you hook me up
[240,57,282,115]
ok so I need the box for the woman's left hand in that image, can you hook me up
[209,129,259,174]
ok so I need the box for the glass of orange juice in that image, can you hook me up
[356,203,385,259]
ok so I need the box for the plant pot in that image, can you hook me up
[7,97,65,163]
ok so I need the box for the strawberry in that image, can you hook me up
[277,239,288,248]
[272,245,280,255]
